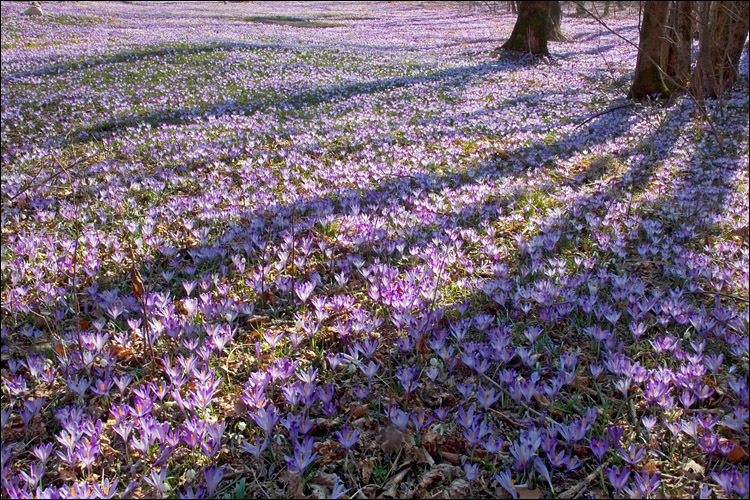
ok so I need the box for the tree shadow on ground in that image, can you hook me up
[50,56,531,149]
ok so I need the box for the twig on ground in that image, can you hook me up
[558,458,613,499]
[6,151,100,203]
[685,289,749,303]
[574,103,634,130]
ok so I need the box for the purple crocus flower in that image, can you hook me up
[607,425,625,450]
[204,465,226,497]
[18,461,45,489]
[641,415,657,435]
[698,432,719,454]
[465,462,479,482]
[494,468,519,499]
[353,385,370,400]
[395,367,419,393]
[335,426,360,452]
[250,404,278,436]
[388,406,409,431]
[619,444,647,466]
[410,410,434,432]
[590,437,609,462]
[710,469,735,496]
[548,449,569,468]
[285,437,318,474]
[483,435,504,454]
[633,470,661,497]
[92,477,119,499]
[240,434,269,458]
[606,465,631,494]
[32,443,54,464]
[732,467,749,497]
[143,466,168,498]
[330,476,350,499]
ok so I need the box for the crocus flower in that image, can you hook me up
[606,465,631,494]
[336,426,360,451]
[285,437,318,474]
[204,465,226,497]
[250,404,278,436]
[410,410,434,432]
[590,437,609,462]
[633,470,661,497]
[711,468,735,496]
[240,434,269,458]
[143,466,168,498]
[92,477,119,499]
[330,476,350,499]
[732,468,748,497]
[619,444,647,466]
[465,462,479,482]
[641,415,657,435]
[607,425,625,450]
[494,468,519,499]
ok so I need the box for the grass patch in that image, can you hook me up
[243,15,346,28]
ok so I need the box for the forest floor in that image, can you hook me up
[1,1,748,498]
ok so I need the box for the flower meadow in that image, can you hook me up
[1,1,748,498]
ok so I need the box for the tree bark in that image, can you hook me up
[662,1,692,92]
[548,1,567,42]
[628,1,671,100]
[691,1,750,99]
[501,1,550,55]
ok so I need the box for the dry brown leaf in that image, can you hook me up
[289,472,305,498]
[308,484,328,499]
[417,463,457,490]
[351,404,369,418]
[381,426,406,454]
[312,440,339,465]
[517,486,544,499]
[422,428,440,455]
[728,442,749,463]
[572,444,588,457]
[410,446,435,466]
[109,345,134,360]
[130,261,144,300]
[311,472,338,488]
[441,451,460,465]
[684,459,705,475]
[382,481,398,498]
[54,343,67,357]
[59,467,77,482]
[393,467,410,485]
[445,478,470,499]
[361,459,373,484]
[533,392,550,406]
[641,462,659,475]
[416,334,430,359]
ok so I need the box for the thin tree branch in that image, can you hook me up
[570,1,727,155]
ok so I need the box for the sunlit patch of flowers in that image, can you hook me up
[1,1,748,498]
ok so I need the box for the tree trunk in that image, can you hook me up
[692,1,750,99]
[628,1,671,100]
[662,1,692,92]
[510,1,517,14]
[501,1,550,55]
[548,1,567,42]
